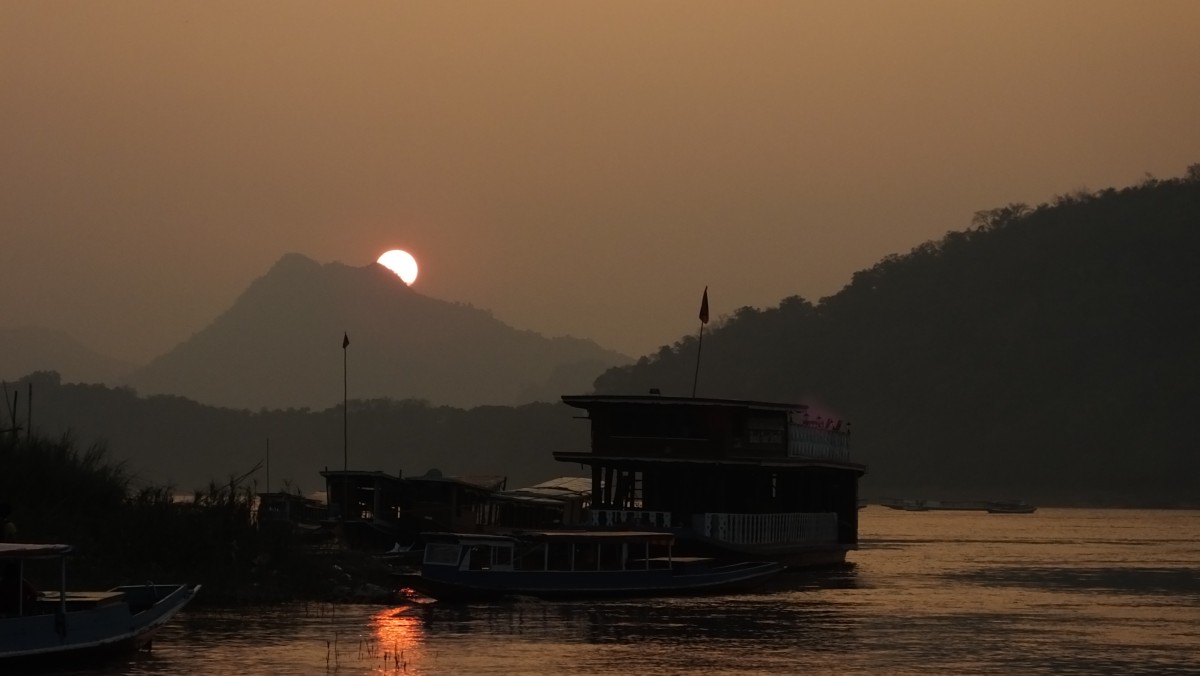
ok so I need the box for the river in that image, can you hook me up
[69,508,1200,675]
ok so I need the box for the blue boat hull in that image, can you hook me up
[398,561,785,602]
[0,583,199,668]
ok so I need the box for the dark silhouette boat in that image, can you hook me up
[397,530,784,602]
[553,394,866,568]
[986,501,1037,514]
[0,543,198,667]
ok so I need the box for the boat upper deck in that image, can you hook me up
[558,394,863,472]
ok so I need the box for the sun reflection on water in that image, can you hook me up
[367,606,428,672]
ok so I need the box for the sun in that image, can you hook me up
[377,249,419,285]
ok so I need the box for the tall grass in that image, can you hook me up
[1,432,265,598]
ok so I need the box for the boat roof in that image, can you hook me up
[499,476,591,502]
[524,530,673,544]
[553,451,867,474]
[521,476,591,495]
[562,394,808,413]
[0,543,74,559]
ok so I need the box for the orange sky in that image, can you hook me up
[2,1,1198,363]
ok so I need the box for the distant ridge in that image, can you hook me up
[125,253,629,409]
[0,327,134,385]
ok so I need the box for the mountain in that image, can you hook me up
[0,327,135,385]
[124,254,629,410]
[592,168,1200,506]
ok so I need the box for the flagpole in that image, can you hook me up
[343,333,348,475]
[342,332,349,527]
[692,286,709,398]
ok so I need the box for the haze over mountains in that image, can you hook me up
[118,254,629,410]
[0,327,135,385]
[6,168,1198,505]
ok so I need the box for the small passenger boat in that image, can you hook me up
[0,543,199,667]
[396,531,785,602]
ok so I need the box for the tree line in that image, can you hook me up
[594,166,1200,506]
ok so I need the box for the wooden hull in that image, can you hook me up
[0,583,199,668]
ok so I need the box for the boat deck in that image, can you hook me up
[35,590,127,611]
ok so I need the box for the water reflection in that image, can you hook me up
[60,509,1200,675]
[368,607,428,671]
[948,566,1200,597]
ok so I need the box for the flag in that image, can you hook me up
[698,287,709,324]
[342,333,350,349]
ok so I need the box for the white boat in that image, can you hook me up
[0,543,199,668]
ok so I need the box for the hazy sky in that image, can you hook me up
[3,1,1198,364]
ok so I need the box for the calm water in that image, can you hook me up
[75,509,1200,674]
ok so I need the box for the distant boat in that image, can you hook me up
[881,498,1035,513]
[396,531,785,602]
[0,543,198,668]
[986,501,1037,514]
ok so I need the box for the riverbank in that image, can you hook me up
[186,545,408,606]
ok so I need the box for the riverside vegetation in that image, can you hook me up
[0,431,393,604]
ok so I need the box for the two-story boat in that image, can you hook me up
[553,394,866,568]
[397,530,784,602]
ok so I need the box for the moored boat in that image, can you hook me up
[396,531,784,602]
[0,543,198,668]
[553,394,866,569]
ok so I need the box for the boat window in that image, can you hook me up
[648,543,672,569]
[626,542,648,569]
[425,543,460,566]
[467,546,490,571]
[572,543,598,571]
[515,544,546,571]
[610,406,702,439]
[547,543,571,571]
[493,545,513,568]
[598,543,622,571]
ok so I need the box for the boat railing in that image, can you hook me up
[695,512,838,546]
[589,509,672,529]
[787,423,851,461]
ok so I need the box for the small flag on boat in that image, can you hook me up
[342,332,350,349]
[698,287,709,324]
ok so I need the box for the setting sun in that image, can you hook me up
[377,249,418,285]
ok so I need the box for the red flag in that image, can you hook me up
[698,287,709,324]
[342,333,350,349]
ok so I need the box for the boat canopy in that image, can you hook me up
[0,543,74,559]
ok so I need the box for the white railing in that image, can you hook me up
[589,509,672,529]
[695,512,838,546]
[787,424,851,461]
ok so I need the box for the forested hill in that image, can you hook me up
[594,168,1200,506]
